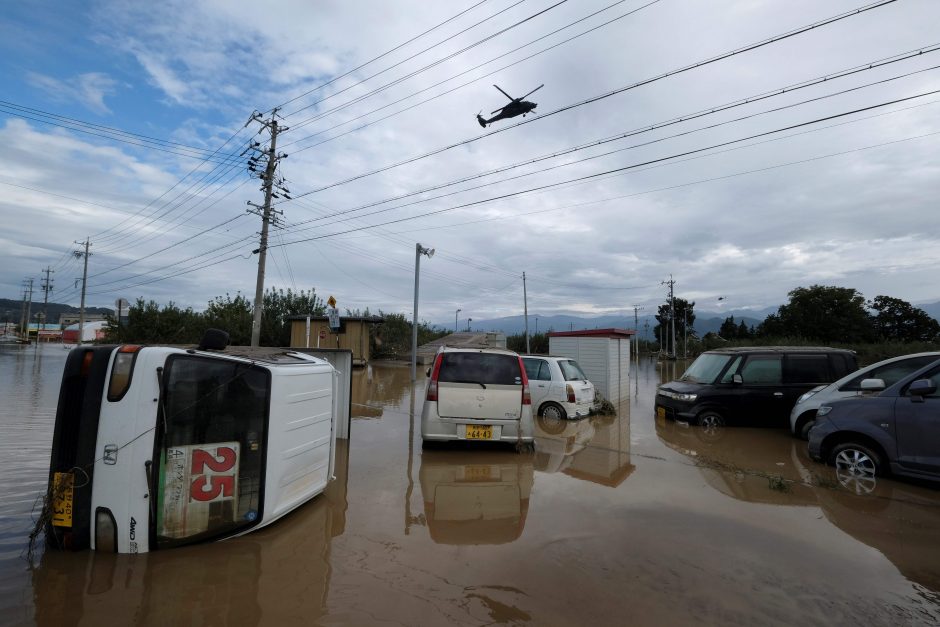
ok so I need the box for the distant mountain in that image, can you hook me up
[437,302,940,338]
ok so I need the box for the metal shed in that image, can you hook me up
[548,328,636,404]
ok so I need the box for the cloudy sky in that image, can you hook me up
[2,0,939,326]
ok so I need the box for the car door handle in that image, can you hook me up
[773,392,784,397]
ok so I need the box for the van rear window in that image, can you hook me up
[438,353,521,386]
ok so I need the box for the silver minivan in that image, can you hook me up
[790,351,940,439]
[421,347,534,445]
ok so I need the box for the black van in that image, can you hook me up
[655,347,857,428]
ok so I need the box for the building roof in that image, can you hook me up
[548,328,636,338]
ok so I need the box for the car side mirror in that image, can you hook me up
[859,378,885,392]
[425,367,431,377]
[908,378,936,401]
[732,374,743,385]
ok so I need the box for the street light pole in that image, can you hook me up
[467,318,472,332]
[455,308,461,333]
[411,243,435,382]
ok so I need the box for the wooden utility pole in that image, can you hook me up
[40,266,54,336]
[246,110,288,348]
[74,239,91,345]
[523,272,530,353]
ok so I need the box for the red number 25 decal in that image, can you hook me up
[190,447,236,502]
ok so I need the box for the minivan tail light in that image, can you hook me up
[426,354,443,402]
[107,345,142,401]
[518,357,531,405]
[566,383,576,404]
[94,508,118,552]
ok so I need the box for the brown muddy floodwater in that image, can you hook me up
[2,345,940,625]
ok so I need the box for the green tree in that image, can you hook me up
[869,295,940,342]
[371,311,448,358]
[105,299,204,344]
[719,316,738,339]
[203,293,253,345]
[506,332,549,354]
[654,298,695,353]
[261,288,324,346]
[737,319,751,339]
[761,285,873,343]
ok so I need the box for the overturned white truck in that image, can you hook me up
[46,330,341,553]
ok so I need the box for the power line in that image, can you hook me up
[282,0,529,119]
[282,0,899,198]
[272,0,493,112]
[280,0,660,151]
[282,44,940,226]
[269,88,940,248]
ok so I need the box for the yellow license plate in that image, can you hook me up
[656,406,666,419]
[462,465,494,481]
[465,425,493,440]
[51,472,74,528]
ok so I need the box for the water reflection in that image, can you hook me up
[654,413,940,592]
[30,440,350,625]
[351,361,413,417]
[419,447,533,545]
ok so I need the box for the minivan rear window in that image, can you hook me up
[438,353,522,386]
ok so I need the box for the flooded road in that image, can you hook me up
[2,345,939,625]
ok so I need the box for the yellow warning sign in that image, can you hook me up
[327,295,337,308]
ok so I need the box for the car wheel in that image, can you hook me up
[828,441,884,479]
[696,411,725,434]
[797,416,816,441]
[540,402,567,421]
[537,409,567,435]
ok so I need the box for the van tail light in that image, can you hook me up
[107,345,142,401]
[566,384,576,404]
[426,353,443,402]
[94,508,118,552]
[518,357,531,405]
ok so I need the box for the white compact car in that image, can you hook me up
[521,355,595,420]
[421,347,534,445]
[789,351,940,439]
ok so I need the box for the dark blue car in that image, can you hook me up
[809,358,940,483]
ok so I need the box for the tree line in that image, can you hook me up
[653,285,940,348]
[104,289,448,357]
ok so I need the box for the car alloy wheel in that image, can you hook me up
[696,411,725,437]
[831,445,879,479]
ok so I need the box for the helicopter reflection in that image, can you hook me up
[419,447,533,545]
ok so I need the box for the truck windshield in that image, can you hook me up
[680,354,733,383]
[155,355,270,549]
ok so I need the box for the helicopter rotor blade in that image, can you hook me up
[492,84,514,101]
[521,84,544,100]
[490,107,503,114]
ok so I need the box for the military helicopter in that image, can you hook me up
[476,84,544,128]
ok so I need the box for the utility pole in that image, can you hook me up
[40,266,53,335]
[662,275,676,359]
[411,243,434,381]
[245,110,289,348]
[631,305,643,359]
[74,239,91,345]
[20,280,34,338]
[523,272,530,353]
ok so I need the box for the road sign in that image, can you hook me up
[319,329,327,339]
[327,295,337,308]
[327,307,340,329]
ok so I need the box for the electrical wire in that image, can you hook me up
[282,0,899,198]
[270,88,939,248]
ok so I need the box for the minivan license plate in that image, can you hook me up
[465,425,493,440]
